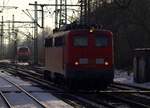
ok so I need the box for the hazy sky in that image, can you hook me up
[0,0,79,43]
[0,0,79,29]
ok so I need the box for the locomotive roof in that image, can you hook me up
[48,29,112,38]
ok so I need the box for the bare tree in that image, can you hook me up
[88,0,150,68]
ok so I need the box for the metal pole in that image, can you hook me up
[34,1,38,64]
[0,16,3,59]
[55,0,58,28]
[59,0,62,28]
[84,0,87,24]
[87,0,91,23]
[41,5,44,28]
[80,0,84,24]
[29,2,82,28]
[14,29,18,63]
[8,21,11,59]
[12,15,15,61]
[41,5,45,65]
[11,15,17,63]
[64,0,67,25]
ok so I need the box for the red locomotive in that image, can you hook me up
[44,28,114,89]
[17,46,31,62]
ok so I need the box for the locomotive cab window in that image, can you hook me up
[54,36,64,47]
[73,36,88,47]
[19,48,28,52]
[95,36,108,47]
[45,38,53,47]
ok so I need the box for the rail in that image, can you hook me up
[0,91,12,108]
[0,75,47,108]
[2,62,150,108]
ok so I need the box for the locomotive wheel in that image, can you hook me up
[44,70,51,81]
[53,73,64,84]
[66,79,78,90]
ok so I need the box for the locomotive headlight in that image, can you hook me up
[90,29,93,33]
[105,61,109,66]
[90,27,95,33]
[75,61,79,66]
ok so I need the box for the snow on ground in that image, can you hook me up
[0,59,11,63]
[0,71,73,108]
[17,62,29,66]
[32,93,73,108]
[114,70,133,83]
[114,69,150,89]
[0,59,29,65]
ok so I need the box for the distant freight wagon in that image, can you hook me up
[44,28,114,89]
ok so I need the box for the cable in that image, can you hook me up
[5,0,10,6]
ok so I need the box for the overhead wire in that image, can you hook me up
[5,0,10,6]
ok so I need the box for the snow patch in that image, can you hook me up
[114,69,150,89]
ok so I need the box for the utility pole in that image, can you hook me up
[34,1,38,65]
[79,0,92,25]
[0,5,18,59]
[11,15,19,63]
[55,0,58,28]
[41,5,44,28]
[41,5,45,65]
[29,1,81,29]
[12,15,15,62]
[87,0,91,23]
[0,16,4,59]
[8,20,11,59]
[0,19,34,60]
[84,0,87,24]
[59,0,67,28]
[59,0,62,28]
[80,0,86,25]
[14,29,18,63]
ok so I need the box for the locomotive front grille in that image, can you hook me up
[78,58,105,64]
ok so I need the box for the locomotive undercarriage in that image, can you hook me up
[44,68,114,90]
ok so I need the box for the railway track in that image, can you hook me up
[1,62,150,108]
[107,83,150,108]
[0,91,12,108]
[2,69,110,108]
[17,72,123,108]
[0,63,109,108]
[0,74,48,108]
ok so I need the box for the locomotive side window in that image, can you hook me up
[95,36,108,47]
[73,36,88,47]
[45,38,53,47]
[54,36,64,47]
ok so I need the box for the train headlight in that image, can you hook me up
[105,61,109,66]
[75,61,79,66]
[90,27,95,33]
[90,29,93,33]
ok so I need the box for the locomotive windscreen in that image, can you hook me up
[73,36,88,47]
[95,36,108,47]
[19,48,28,52]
